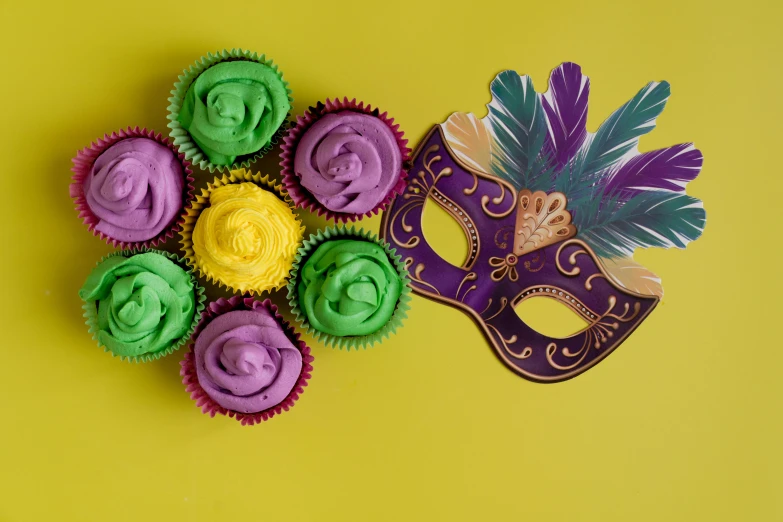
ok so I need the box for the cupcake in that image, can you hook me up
[181,297,313,425]
[69,127,194,249]
[167,49,293,172]
[287,226,411,349]
[180,169,304,295]
[280,98,410,222]
[79,250,205,362]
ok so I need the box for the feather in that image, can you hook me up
[486,70,551,190]
[442,112,492,174]
[579,81,671,177]
[542,62,590,169]
[576,191,706,258]
[598,256,663,297]
[604,143,703,199]
[554,148,601,213]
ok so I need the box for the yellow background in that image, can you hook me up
[0,0,780,520]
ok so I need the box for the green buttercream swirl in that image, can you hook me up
[178,60,290,166]
[79,253,196,357]
[298,239,403,337]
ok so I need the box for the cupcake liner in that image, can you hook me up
[81,248,206,363]
[166,49,293,173]
[179,168,304,296]
[286,225,412,349]
[180,296,314,425]
[69,127,195,250]
[279,97,411,222]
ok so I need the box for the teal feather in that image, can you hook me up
[554,150,598,210]
[486,71,552,191]
[579,81,671,178]
[575,191,705,258]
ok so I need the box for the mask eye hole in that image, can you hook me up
[421,196,469,267]
[514,296,590,338]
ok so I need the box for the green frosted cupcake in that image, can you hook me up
[287,226,411,349]
[167,49,293,172]
[79,249,206,362]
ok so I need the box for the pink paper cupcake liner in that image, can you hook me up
[69,126,195,250]
[279,97,411,222]
[180,296,314,426]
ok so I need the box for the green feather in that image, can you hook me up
[486,71,552,191]
[579,81,671,177]
[575,190,706,258]
[554,149,601,210]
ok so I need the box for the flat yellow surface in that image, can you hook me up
[0,1,780,520]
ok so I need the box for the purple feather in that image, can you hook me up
[604,143,703,199]
[542,62,590,168]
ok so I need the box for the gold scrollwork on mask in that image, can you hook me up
[389,144,454,251]
[585,272,606,291]
[481,188,517,219]
[555,243,588,277]
[456,272,477,302]
[523,251,545,272]
[494,226,514,249]
[480,295,530,359]
[482,296,510,322]
[430,188,479,269]
[389,200,422,249]
[486,323,519,354]
[406,262,441,296]
[464,170,479,196]
[544,294,643,371]
[506,345,533,359]
[489,254,520,282]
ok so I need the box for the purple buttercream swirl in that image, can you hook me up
[294,111,401,214]
[194,309,302,414]
[84,138,184,241]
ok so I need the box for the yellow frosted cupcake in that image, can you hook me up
[180,169,303,295]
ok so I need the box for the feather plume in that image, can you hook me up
[599,256,663,297]
[577,191,705,258]
[579,81,671,177]
[605,143,703,199]
[442,112,493,174]
[486,71,552,190]
[542,62,590,169]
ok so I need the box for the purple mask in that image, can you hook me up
[380,63,705,382]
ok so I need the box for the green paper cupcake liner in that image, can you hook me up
[81,248,207,363]
[166,48,294,173]
[286,225,412,350]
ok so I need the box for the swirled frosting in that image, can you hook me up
[298,239,403,336]
[194,309,302,413]
[178,61,290,166]
[79,252,196,357]
[84,138,184,242]
[294,112,402,214]
[193,183,302,293]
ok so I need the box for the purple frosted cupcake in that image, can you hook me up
[280,98,410,222]
[181,297,313,425]
[70,127,194,249]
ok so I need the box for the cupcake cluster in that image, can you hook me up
[70,48,411,425]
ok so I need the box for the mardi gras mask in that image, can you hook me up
[380,63,705,382]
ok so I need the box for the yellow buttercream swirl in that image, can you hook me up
[193,182,302,294]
